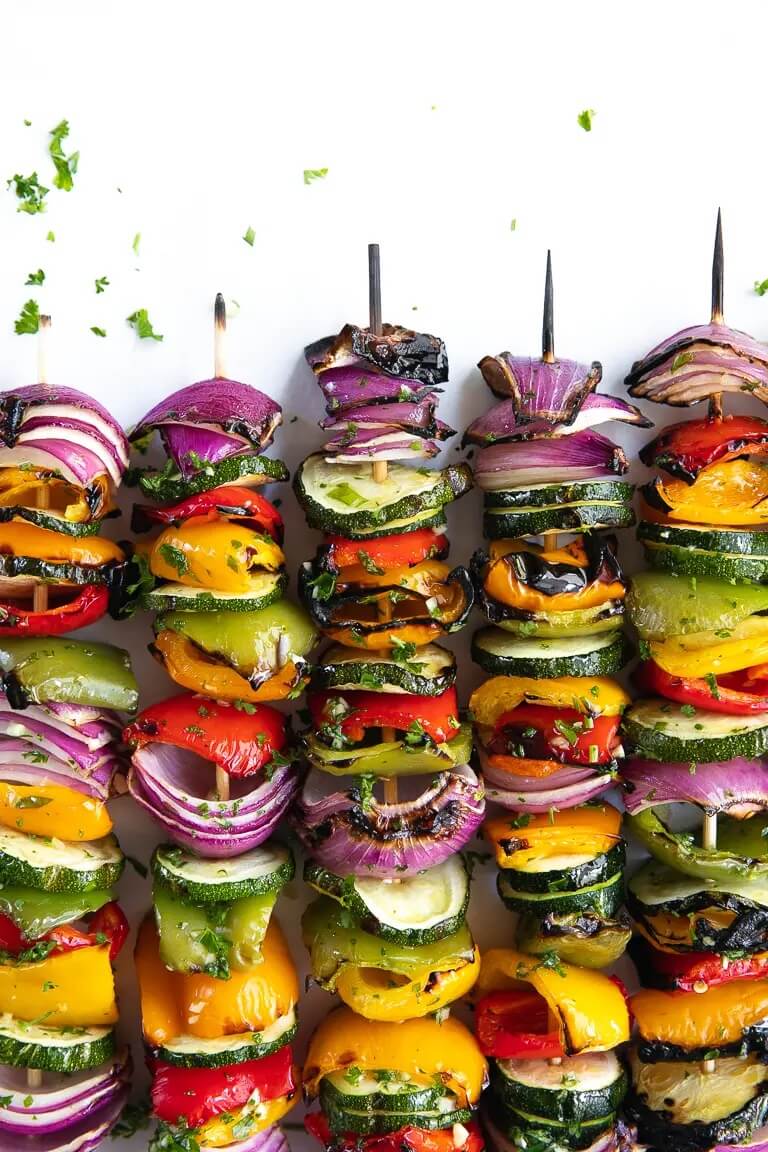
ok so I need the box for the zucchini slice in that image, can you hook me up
[0,1016,115,1072]
[130,453,289,503]
[0,826,123,892]
[142,570,288,614]
[622,698,768,762]
[484,502,635,540]
[493,602,625,639]
[491,1051,627,1125]
[304,855,469,945]
[304,723,472,778]
[320,1069,445,1115]
[639,521,768,583]
[152,842,294,903]
[627,858,768,919]
[0,506,110,536]
[311,643,457,696]
[152,1007,298,1068]
[0,556,123,587]
[497,868,624,918]
[626,1052,768,1152]
[484,481,635,509]
[499,842,626,895]
[484,1097,618,1151]
[294,454,472,534]
[322,1085,471,1135]
[471,627,632,678]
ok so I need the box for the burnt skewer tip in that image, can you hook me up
[711,208,724,325]
[214,292,227,333]
[542,249,555,363]
[368,243,382,337]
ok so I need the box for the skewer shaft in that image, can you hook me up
[702,807,719,1068]
[212,294,231,800]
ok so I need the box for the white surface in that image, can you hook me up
[2,1,768,1147]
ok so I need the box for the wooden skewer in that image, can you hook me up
[212,293,231,803]
[709,209,724,422]
[542,257,565,560]
[367,244,398,805]
[701,808,718,1072]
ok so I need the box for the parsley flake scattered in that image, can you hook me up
[95,276,110,294]
[14,299,40,335]
[48,119,79,191]
[303,167,329,184]
[755,279,768,297]
[25,269,45,286]
[577,109,596,132]
[243,225,256,247]
[132,232,141,255]
[126,308,163,341]
[90,326,107,337]
[7,172,48,214]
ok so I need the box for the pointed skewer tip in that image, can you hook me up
[711,208,724,325]
[542,250,555,364]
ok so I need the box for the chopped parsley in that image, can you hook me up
[357,549,385,575]
[48,119,79,191]
[243,225,256,246]
[25,269,45,286]
[126,308,163,341]
[327,482,366,507]
[577,108,596,132]
[95,276,110,294]
[7,172,48,214]
[303,167,329,184]
[14,299,40,335]
[91,326,107,337]
[157,542,189,576]
[671,351,695,373]
[755,279,768,297]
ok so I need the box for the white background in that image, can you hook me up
[2,1,768,1147]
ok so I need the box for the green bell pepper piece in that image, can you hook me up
[515,912,631,968]
[156,601,318,675]
[301,897,473,990]
[628,571,768,640]
[154,879,277,979]
[0,887,112,939]
[304,723,473,778]
[627,807,768,886]
[0,638,138,711]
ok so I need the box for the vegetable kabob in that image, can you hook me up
[0,325,139,1152]
[124,298,307,1152]
[294,247,482,1038]
[621,213,768,1151]
[468,254,637,970]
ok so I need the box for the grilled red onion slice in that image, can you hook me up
[0,695,120,752]
[0,1051,129,1136]
[474,431,629,491]
[305,325,448,386]
[625,323,768,406]
[312,364,439,412]
[216,1125,289,1152]
[486,769,617,812]
[0,738,117,798]
[622,757,768,818]
[324,431,442,462]
[478,355,602,423]
[0,1082,128,1151]
[0,713,113,775]
[161,424,251,479]
[320,395,441,433]
[465,393,650,446]
[0,385,129,480]
[130,379,282,455]
[0,440,113,490]
[128,746,300,857]
[293,765,484,877]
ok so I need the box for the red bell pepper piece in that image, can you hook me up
[0,901,128,962]
[324,529,449,573]
[132,486,284,543]
[309,687,460,746]
[305,1113,485,1152]
[475,990,564,1060]
[87,901,130,962]
[639,414,768,483]
[0,585,109,637]
[151,1046,295,1128]
[635,661,768,715]
[634,937,768,992]
[123,693,287,778]
[492,704,621,765]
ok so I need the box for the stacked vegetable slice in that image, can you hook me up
[0,383,130,635]
[620,214,768,1152]
[297,263,483,1152]
[471,950,631,1152]
[125,305,306,1151]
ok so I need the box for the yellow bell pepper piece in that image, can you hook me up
[149,516,284,593]
[650,615,768,677]
[136,916,298,1045]
[475,949,629,1054]
[303,1006,487,1105]
[152,630,306,703]
[335,948,480,1022]
[0,522,123,564]
[0,782,111,841]
[0,945,116,1028]
[483,804,622,870]
[484,540,625,613]
[643,459,768,527]
[0,470,112,522]
[470,676,630,727]
[337,559,450,590]
[197,1093,297,1148]
[632,980,768,1050]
